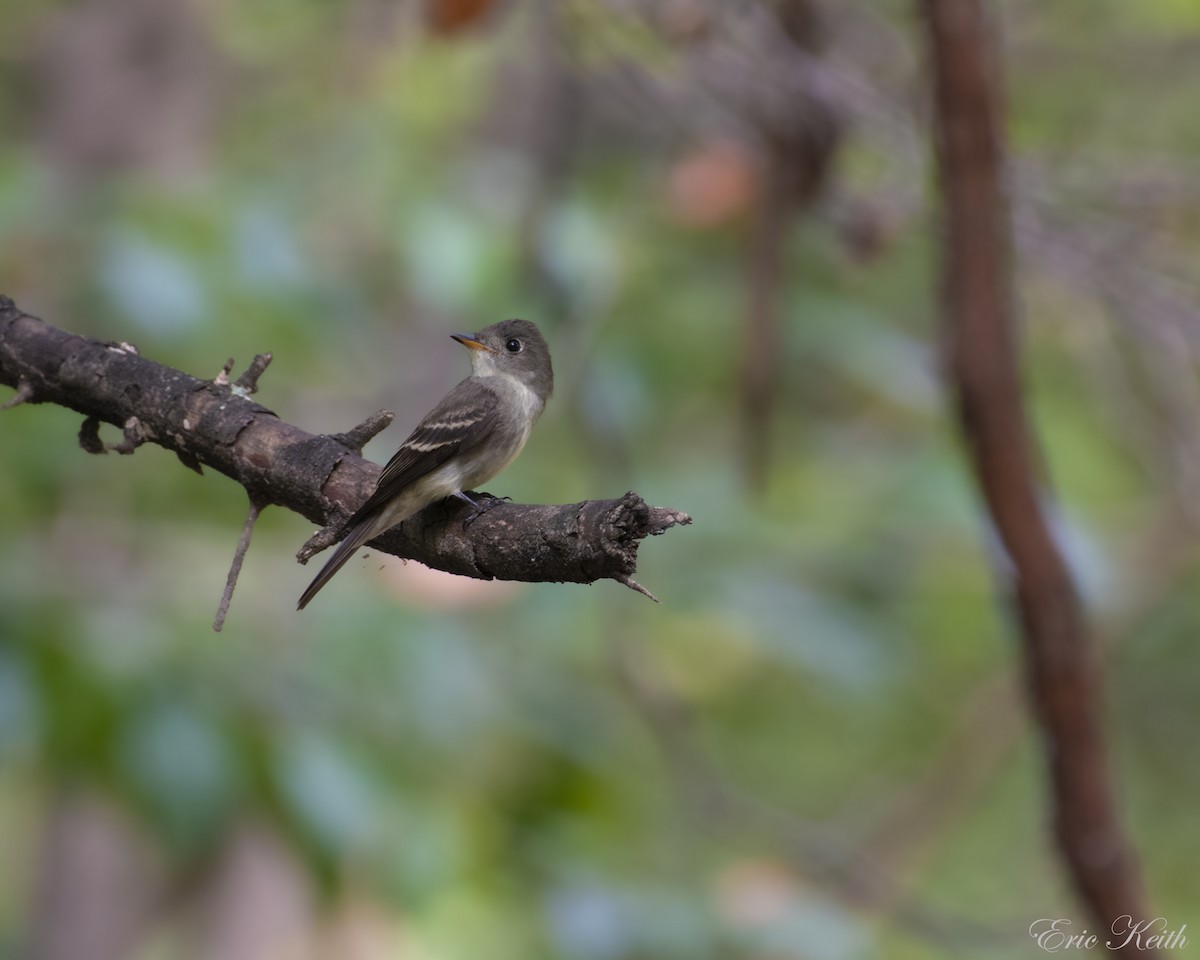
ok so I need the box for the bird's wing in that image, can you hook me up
[345,377,500,525]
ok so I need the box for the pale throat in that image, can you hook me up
[470,354,546,422]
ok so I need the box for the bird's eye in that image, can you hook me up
[505,338,522,353]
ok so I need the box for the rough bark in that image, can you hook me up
[919,0,1150,941]
[0,296,690,599]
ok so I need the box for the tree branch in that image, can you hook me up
[0,296,690,603]
[918,0,1150,940]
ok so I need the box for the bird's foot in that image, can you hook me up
[455,491,511,526]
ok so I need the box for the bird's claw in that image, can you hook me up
[457,491,510,526]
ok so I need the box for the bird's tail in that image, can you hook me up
[297,515,382,610]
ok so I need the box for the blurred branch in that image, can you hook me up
[732,0,842,491]
[0,297,690,609]
[860,670,1022,881]
[919,0,1150,941]
[552,1,845,490]
[1013,193,1200,525]
[609,637,1004,949]
[858,485,1200,912]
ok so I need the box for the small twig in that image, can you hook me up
[297,523,345,565]
[617,574,660,603]
[78,416,105,454]
[111,416,150,455]
[213,357,235,386]
[1,379,34,409]
[213,498,265,632]
[647,507,692,533]
[234,353,273,395]
[175,449,204,475]
[332,409,394,454]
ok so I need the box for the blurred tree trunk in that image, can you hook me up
[23,792,164,960]
[36,0,221,181]
[192,825,313,960]
[739,0,840,491]
[919,0,1151,942]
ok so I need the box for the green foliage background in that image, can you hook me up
[1,2,1199,957]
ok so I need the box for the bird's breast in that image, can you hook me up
[458,376,544,491]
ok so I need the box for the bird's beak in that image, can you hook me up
[451,333,493,352]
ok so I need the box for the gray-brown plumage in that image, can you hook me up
[298,319,553,609]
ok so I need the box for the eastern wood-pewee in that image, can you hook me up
[297,318,553,609]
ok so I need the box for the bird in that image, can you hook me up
[297,318,553,610]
